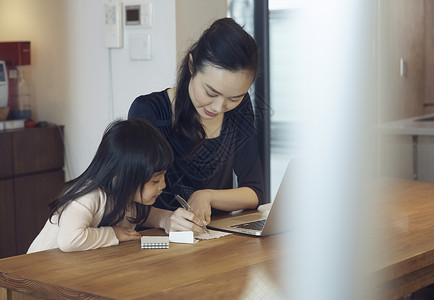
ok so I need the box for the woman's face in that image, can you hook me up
[134,171,166,205]
[188,64,255,120]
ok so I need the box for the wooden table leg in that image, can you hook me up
[412,135,418,180]
[0,287,9,300]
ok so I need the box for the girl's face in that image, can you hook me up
[188,63,255,121]
[134,171,167,205]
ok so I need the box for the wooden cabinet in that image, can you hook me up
[0,179,15,257]
[0,126,64,258]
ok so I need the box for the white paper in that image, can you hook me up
[195,229,232,240]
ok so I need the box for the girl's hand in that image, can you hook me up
[188,190,212,224]
[162,208,207,234]
[112,226,141,242]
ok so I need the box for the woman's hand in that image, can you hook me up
[112,226,141,242]
[161,208,207,234]
[188,190,213,224]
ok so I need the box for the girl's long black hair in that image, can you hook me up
[173,17,259,145]
[49,119,173,227]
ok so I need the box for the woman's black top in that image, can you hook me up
[128,89,264,213]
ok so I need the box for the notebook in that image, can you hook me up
[208,159,295,236]
[141,236,169,249]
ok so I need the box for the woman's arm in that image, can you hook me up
[143,206,207,234]
[188,187,259,224]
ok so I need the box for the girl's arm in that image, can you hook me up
[112,226,141,242]
[187,187,258,224]
[57,201,117,252]
[56,191,138,252]
[143,206,207,234]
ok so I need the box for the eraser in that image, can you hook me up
[169,231,197,244]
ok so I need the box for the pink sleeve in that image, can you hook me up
[56,191,119,252]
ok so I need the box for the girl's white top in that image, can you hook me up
[27,189,135,253]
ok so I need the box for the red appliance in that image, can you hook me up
[0,41,31,119]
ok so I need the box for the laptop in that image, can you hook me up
[208,159,295,236]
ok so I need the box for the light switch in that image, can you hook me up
[129,34,151,60]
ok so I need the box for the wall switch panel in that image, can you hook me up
[141,0,152,27]
[124,0,153,28]
[129,34,151,60]
[104,2,123,48]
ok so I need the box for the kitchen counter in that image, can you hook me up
[377,114,434,136]
[377,114,434,181]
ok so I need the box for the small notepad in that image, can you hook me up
[141,236,169,249]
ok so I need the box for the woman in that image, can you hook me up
[128,17,264,230]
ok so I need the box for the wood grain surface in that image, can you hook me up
[372,178,434,299]
[0,229,285,299]
[1,178,434,299]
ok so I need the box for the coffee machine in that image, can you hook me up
[0,41,31,120]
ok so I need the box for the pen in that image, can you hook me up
[174,194,211,236]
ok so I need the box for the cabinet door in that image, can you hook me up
[378,0,425,122]
[14,170,65,254]
[13,127,64,176]
[0,179,16,258]
[0,132,13,179]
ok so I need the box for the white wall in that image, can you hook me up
[62,0,177,179]
[110,0,178,119]
[0,0,69,128]
[0,0,227,180]
[175,0,227,67]
[1,0,177,180]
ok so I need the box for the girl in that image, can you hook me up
[128,18,264,228]
[27,119,196,253]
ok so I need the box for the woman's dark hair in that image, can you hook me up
[49,119,173,227]
[174,17,258,144]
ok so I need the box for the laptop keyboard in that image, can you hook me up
[231,219,266,231]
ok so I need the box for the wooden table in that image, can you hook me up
[372,178,434,299]
[0,178,434,299]
[0,228,286,299]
